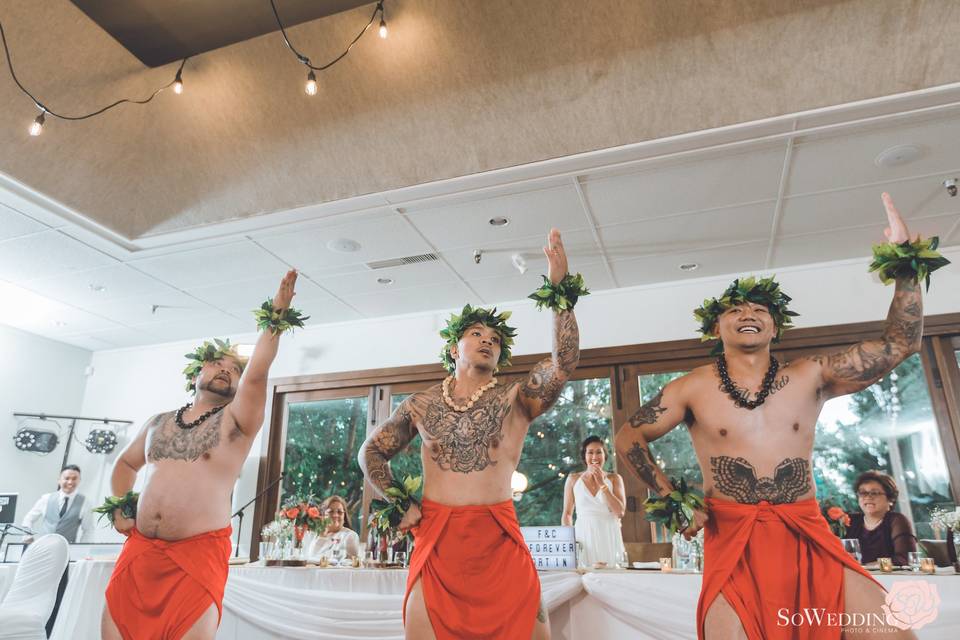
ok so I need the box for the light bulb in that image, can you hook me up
[173,70,183,95]
[305,70,318,96]
[378,17,387,39]
[29,112,45,136]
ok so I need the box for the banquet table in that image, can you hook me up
[1,561,956,639]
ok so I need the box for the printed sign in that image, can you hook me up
[521,526,577,570]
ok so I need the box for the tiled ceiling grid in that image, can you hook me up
[1,110,959,350]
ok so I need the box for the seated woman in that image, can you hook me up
[847,470,917,566]
[306,495,360,561]
[562,435,627,567]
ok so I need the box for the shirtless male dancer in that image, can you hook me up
[101,270,300,640]
[359,229,581,640]
[615,194,938,639]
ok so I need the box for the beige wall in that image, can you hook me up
[1,0,958,237]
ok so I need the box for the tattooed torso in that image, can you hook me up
[137,406,253,540]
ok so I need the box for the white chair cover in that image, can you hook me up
[0,534,70,640]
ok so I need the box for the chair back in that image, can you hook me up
[0,534,69,619]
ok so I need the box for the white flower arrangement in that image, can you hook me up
[261,518,294,541]
[929,508,960,533]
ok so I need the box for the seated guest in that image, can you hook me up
[306,495,360,560]
[562,435,626,567]
[847,470,917,565]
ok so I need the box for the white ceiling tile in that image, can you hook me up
[186,274,332,313]
[131,313,253,344]
[466,262,615,305]
[598,202,774,260]
[405,185,588,250]
[343,283,470,316]
[60,326,157,349]
[771,214,959,269]
[256,215,433,275]
[441,229,603,280]
[315,260,460,298]
[581,144,786,226]
[85,290,221,325]
[610,241,770,287]
[0,230,116,283]
[0,203,49,241]
[778,179,960,237]
[129,240,290,289]
[788,113,960,196]
[21,264,176,308]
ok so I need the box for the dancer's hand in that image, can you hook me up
[587,464,605,484]
[881,192,910,244]
[681,507,709,541]
[399,502,422,533]
[273,269,298,312]
[543,228,568,285]
[113,509,135,536]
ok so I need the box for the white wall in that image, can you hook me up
[0,324,92,538]
[76,248,960,546]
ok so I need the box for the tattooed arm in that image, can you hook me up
[811,194,923,399]
[517,310,580,420]
[358,396,420,499]
[613,378,688,497]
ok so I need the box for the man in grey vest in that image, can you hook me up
[21,465,93,543]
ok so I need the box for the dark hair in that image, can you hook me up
[61,465,81,474]
[580,435,607,466]
[854,470,899,503]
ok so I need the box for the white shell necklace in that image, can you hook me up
[442,375,497,412]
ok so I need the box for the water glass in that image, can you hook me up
[365,551,376,567]
[908,551,921,572]
[841,539,862,563]
[394,551,407,567]
[616,550,629,570]
[659,557,673,572]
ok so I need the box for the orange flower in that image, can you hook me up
[307,506,321,519]
[842,514,851,526]
[284,507,300,519]
[827,506,845,521]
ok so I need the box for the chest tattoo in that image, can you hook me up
[710,456,810,504]
[420,388,512,473]
[148,411,223,462]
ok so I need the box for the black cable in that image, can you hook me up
[269,0,383,71]
[0,20,186,121]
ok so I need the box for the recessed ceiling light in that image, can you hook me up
[488,217,509,227]
[679,263,699,272]
[326,238,361,253]
[89,284,106,293]
[874,144,923,168]
[377,277,394,285]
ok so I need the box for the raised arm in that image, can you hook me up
[518,229,581,420]
[613,378,688,497]
[358,395,420,499]
[812,194,923,399]
[231,270,298,435]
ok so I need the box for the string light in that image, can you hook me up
[379,14,388,39]
[305,70,318,96]
[173,68,184,95]
[28,110,44,136]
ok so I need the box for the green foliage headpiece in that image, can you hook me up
[439,304,517,373]
[693,276,799,351]
[183,338,245,392]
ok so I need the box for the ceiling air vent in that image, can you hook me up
[366,253,439,269]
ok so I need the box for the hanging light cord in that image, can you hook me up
[0,20,186,120]
[269,0,383,71]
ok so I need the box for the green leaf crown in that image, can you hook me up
[693,276,799,351]
[182,338,246,392]
[439,304,517,373]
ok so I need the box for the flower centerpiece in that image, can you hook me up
[930,507,960,572]
[820,499,852,538]
[278,495,328,549]
[260,518,294,561]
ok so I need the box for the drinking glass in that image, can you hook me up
[841,539,862,563]
[616,550,629,570]
[908,551,922,572]
[394,551,407,567]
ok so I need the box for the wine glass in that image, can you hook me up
[842,539,862,563]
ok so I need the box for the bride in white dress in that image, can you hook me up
[562,436,627,567]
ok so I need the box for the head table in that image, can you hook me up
[0,561,955,639]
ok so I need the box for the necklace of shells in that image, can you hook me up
[442,375,498,412]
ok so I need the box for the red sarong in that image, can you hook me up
[105,526,232,640]
[697,498,882,639]
[404,499,541,640]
